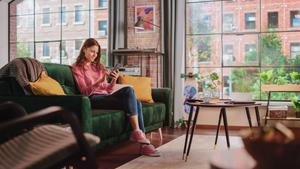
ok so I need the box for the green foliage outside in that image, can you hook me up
[231,33,300,100]
[292,97,300,112]
[16,43,31,58]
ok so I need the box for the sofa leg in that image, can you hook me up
[158,128,162,140]
[150,128,163,141]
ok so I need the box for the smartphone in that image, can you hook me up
[112,63,121,72]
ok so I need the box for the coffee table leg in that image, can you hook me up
[222,108,230,148]
[183,105,194,160]
[255,106,261,127]
[214,108,223,148]
[186,106,200,162]
[245,107,252,128]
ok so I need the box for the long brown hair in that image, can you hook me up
[75,38,102,67]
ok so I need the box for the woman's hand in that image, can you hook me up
[110,70,120,80]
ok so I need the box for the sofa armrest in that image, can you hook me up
[151,88,173,127]
[0,95,93,133]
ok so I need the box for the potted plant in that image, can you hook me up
[291,97,300,117]
[198,72,220,102]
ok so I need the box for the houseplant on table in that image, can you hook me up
[198,72,220,103]
[292,97,300,117]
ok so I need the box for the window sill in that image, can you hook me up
[74,22,85,25]
[41,24,51,27]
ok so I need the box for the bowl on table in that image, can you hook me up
[241,124,300,169]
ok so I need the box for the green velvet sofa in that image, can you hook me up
[0,63,173,150]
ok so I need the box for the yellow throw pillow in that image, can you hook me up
[29,71,66,96]
[118,75,154,103]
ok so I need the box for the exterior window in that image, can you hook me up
[42,8,50,25]
[75,40,83,51]
[223,14,235,32]
[74,5,83,23]
[43,42,50,57]
[58,6,66,24]
[98,0,107,8]
[223,44,234,64]
[291,43,300,59]
[202,15,211,31]
[98,20,108,36]
[290,11,300,28]
[268,12,278,28]
[245,44,257,63]
[245,13,256,29]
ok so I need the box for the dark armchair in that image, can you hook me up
[0,104,100,169]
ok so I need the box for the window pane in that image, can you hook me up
[290,10,300,28]
[186,1,221,34]
[75,5,84,23]
[98,20,108,36]
[62,0,89,11]
[223,34,259,66]
[10,42,34,59]
[98,0,108,8]
[35,13,61,41]
[95,38,108,65]
[10,15,34,43]
[62,11,89,40]
[268,12,278,28]
[261,32,300,66]
[186,35,221,67]
[36,42,60,63]
[42,8,50,25]
[10,0,34,16]
[223,68,260,99]
[35,0,60,14]
[291,43,300,59]
[245,13,256,30]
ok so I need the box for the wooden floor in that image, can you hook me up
[96,127,241,169]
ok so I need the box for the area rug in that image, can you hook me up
[117,135,244,169]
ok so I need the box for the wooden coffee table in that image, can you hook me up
[182,100,260,161]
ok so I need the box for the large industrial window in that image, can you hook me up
[9,0,110,65]
[186,0,300,100]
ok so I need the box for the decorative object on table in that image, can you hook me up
[198,72,221,103]
[291,96,300,117]
[241,123,300,169]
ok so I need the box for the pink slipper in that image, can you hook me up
[130,130,150,144]
[140,144,160,157]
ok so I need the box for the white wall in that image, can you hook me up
[0,1,8,68]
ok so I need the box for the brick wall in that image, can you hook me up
[127,0,162,87]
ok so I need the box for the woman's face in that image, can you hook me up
[84,45,99,63]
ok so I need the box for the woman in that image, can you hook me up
[71,38,159,157]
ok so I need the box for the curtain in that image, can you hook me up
[162,0,185,126]
[109,0,126,65]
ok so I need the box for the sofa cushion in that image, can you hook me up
[44,63,80,95]
[29,72,66,96]
[142,103,166,126]
[118,75,154,103]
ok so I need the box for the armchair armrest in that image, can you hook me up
[0,95,93,133]
[152,88,173,127]
[0,106,98,169]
